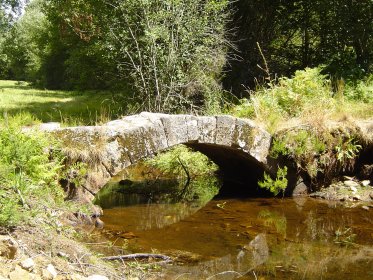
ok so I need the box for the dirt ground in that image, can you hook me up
[0,225,162,280]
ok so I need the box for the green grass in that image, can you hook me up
[0,80,135,125]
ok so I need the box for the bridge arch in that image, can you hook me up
[54,112,272,202]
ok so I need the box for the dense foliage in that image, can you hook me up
[0,114,64,226]
[0,0,229,113]
[146,145,218,180]
[95,0,230,113]
[1,0,371,112]
[226,0,373,94]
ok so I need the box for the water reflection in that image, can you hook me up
[93,165,373,279]
[164,234,268,280]
[99,202,205,231]
[96,197,373,279]
[94,173,221,231]
[258,210,287,238]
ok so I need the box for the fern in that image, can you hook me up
[258,166,288,196]
[0,114,65,226]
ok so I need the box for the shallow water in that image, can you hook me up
[96,184,373,279]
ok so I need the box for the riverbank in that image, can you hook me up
[0,226,116,280]
[0,224,164,280]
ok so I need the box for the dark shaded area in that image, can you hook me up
[223,0,282,96]
[356,143,373,181]
[224,0,373,97]
[186,143,272,197]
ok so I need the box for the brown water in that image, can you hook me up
[97,195,373,280]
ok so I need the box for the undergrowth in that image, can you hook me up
[231,67,373,133]
[258,167,288,196]
[0,113,86,227]
[230,67,371,192]
[270,127,363,188]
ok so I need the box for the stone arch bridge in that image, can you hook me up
[48,112,274,202]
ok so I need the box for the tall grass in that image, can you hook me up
[230,68,373,133]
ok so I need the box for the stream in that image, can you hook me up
[93,175,373,279]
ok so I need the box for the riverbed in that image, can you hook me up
[94,184,373,280]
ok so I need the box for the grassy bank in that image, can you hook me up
[229,68,373,193]
[0,113,156,279]
[0,80,133,126]
[230,68,373,133]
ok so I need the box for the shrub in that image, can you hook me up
[0,114,64,226]
[335,137,362,166]
[273,68,332,116]
[344,74,373,103]
[270,130,327,159]
[146,145,218,179]
[106,0,230,113]
[230,67,337,132]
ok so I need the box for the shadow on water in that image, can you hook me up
[93,166,373,279]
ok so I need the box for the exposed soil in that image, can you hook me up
[0,225,162,280]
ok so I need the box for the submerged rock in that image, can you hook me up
[248,233,269,267]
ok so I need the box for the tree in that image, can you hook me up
[42,0,230,113]
[103,0,230,112]
[225,0,373,95]
[42,0,117,89]
[1,0,49,81]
